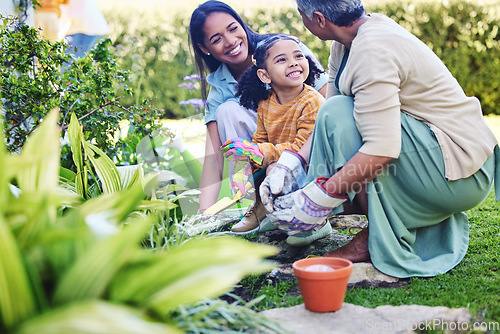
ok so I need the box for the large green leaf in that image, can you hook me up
[136,199,178,211]
[14,301,181,334]
[3,110,72,247]
[83,141,122,194]
[39,209,93,281]
[78,179,149,225]
[68,113,87,198]
[116,164,142,190]
[52,215,150,304]
[12,109,60,194]
[0,216,36,329]
[110,237,278,313]
[58,167,78,194]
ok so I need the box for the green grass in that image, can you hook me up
[232,190,499,331]
[253,280,303,312]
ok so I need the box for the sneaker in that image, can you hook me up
[286,223,332,246]
[257,214,280,233]
[230,200,269,234]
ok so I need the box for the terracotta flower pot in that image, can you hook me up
[293,257,353,312]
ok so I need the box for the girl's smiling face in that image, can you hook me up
[198,12,250,75]
[258,39,310,91]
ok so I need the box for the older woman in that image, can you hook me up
[261,0,499,277]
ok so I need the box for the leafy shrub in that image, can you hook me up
[102,11,194,120]
[103,0,499,116]
[0,17,162,166]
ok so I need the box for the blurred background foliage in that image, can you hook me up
[99,0,499,118]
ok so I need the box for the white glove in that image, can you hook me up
[163,134,185,153]
[270,177,348,234]
[260,150,307,212]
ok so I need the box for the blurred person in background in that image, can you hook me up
[1,0,35,26]
[34,0,68,41]
[61,0,109,58]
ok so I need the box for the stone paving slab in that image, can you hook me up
[348,262,403,288]
[261,303,471,334]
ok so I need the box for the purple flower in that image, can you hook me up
[178,82,197,90]
[179,98,206,113]
[183,74,203,82]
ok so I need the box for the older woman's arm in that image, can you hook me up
[322,152,394,195]
[268,151,394,229]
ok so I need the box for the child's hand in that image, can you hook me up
[221,138,264,166]
[260,150,307,212]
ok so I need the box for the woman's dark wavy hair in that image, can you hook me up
[189,0,269,100]
[236,35,324,111]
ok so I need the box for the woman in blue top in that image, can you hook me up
[188,0,327,213]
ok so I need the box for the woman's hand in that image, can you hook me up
[220,138,264,165]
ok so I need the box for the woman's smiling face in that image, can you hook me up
[199,12,250,70]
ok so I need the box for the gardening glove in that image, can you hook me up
[221,138,264,166]
[260,149,307,212]
[269,177,348,234]
[230,159,252,196]
[163,134,186,153]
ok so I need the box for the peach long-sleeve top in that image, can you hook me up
[253,84,324,168]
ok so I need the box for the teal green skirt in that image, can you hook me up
[307,96,498,278]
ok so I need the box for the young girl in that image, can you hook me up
[221,34,325,234]
[188,1,328,212]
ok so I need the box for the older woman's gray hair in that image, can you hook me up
[296,0,365,27]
